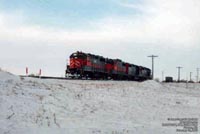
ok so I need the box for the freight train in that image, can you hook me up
[65,51,152,81]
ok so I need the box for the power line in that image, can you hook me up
[176,66,183,82]
[148,55,158,79]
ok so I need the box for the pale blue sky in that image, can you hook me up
[0,0,200,81]
[0,0,141,29]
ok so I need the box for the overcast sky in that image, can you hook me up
[0,0,200,80]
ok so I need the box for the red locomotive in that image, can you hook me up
[66,51,151,80]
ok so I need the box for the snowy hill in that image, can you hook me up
[0,70,200,134]
[0,70,20,82]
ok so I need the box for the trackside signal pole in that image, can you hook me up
[26,67,28,76]
[148,55,158,79]
[176,66,183,82]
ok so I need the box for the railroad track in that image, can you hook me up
[20,75,150,82]
[20,75,73,80]
[19,75,109,81]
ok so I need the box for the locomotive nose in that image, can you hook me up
[70,58,81,68]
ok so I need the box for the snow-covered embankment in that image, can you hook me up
[0,70,200,134]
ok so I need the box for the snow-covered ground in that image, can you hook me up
[0,70,200,134]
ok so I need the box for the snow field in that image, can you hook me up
[0,70,200,134]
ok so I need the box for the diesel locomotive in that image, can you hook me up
[66,51,151,81]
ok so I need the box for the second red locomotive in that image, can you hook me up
[66,51,151,81]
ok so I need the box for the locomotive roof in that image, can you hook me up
[138,66,151,70]
[113,59,122,62]
[87,53,105,59]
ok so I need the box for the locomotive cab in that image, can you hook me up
[70,52,87,60]
[68,51,87,75]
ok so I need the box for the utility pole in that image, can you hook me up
[176,66,183,82]
[190,72,192,82]
[197,68,199,82]
[148,55,158,79]
[162,71,164,82]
